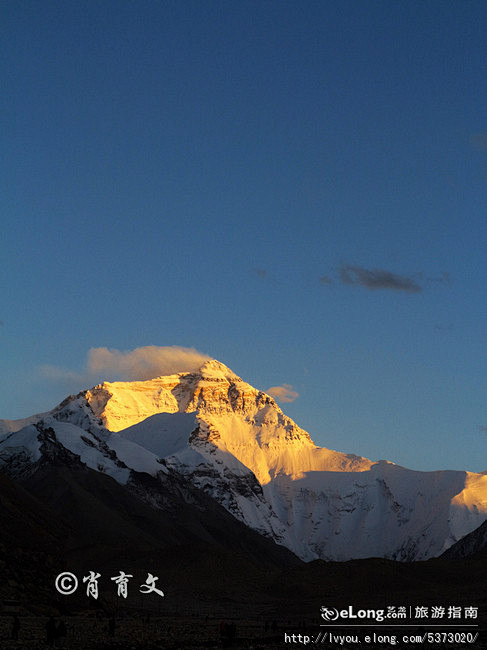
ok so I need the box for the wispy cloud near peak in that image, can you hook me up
[86,346,212,380]
[40,345,212,387]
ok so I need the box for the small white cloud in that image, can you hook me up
[266,383,299,403]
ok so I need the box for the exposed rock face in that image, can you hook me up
[1,359,487,562]
[82,360,372,483]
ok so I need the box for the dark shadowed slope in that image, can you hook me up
[441,519,487,559]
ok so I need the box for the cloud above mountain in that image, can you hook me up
[266,384,299,403]
[86,346,212,380]
[41,345,212,385]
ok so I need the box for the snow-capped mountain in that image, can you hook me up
[1,359,486,561]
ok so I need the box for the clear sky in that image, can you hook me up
[2,1,486,472]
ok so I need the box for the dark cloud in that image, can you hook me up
[470,133,487,150]
[434,322,454,331]
[339,265,422,293]
[319,275,333,286]
[425,271,451,285]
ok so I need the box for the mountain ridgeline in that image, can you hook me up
[1,359,486,563]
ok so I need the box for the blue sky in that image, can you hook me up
[2,1,486,472]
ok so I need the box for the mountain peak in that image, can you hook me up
[2,356,487,564]
[75,359,246,432]
[197,359,241,381]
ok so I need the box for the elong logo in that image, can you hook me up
[321,606,386,623]
[320,607,339,621]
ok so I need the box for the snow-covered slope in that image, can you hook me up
[1,359,486,561]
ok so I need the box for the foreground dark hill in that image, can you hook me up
[0,440,298,585]
[441,518,487,559]
[1,458,485,648]
[2,458,486,613]
[0,435,299,623]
